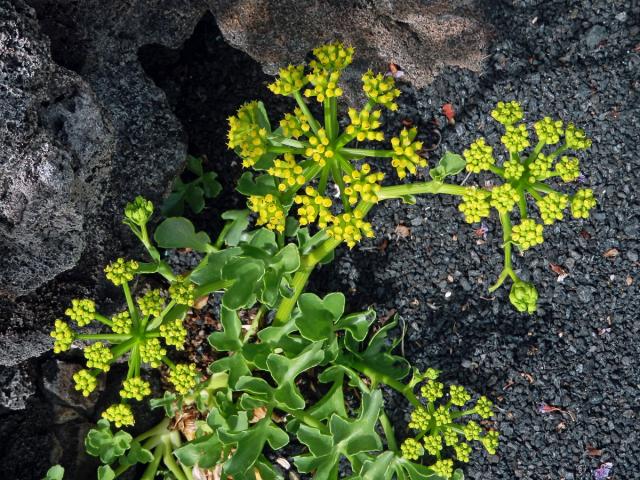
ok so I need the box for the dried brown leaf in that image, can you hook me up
[603,248,619,258]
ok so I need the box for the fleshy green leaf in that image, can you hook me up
[236,172,278,197]
[295,292,345,342]
[220,210,250,246]
[429,151,466,181]
[174,434,223,469]
[209,307,243,352]
[85,419,132,464]
[97,466,115,480]
[190,248,242,285]
[184,185,205,214]
[221,258,265,309]
[43,465,64,480]
[202,171,222,198]
[154,217,212,252]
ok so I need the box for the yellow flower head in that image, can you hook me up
[169,277,196,307]
[511,219,544,250]
[534,117,563,145]
[555,156,580,182]
[528,152,553,182]
[571,188,596,219]
[120,377,151,401]
[503,158,525,180]
[304,129,333,167]
[268,153,306,192]
[279,108,310,138]
[124,196,153,226]
[400,438,423,461]
[458,187,491,224]
[501,123,530,153]
[268,64,307,96]
[310,42,354,71]
[305,69,342,103]
[430,459,454,479]
[536,192,568,225]
[160,318,188,349]
[327,211,374,248]
[169,363,199,395]
[490,183,520,213]
[343,163,384,205]
[227,101,269,168]
[104,258,138,286]
[73,369,97,397]
[565,123,591,150]
[102,403,134,428]
[362,70,401,111]
[390,127,426,179]
[491,100,523,125]
[408,406,431,431]
[294,186,333,228]
[51,319,74,353]
[84,342,113,372]
[139,338,166,368]
[463,138,495,173]
[248,194,287,233]
[345,108,384,142]
[137,289,165,317]
[111,311,132,334]
[65,299,96,327]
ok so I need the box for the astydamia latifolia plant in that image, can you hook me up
[228,42,596,313]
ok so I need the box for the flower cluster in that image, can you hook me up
[305,129,334,167]
[491,100,523,125]
[556,156,580,182]
[400,371,499,475]
[137,289,165,317]
[248,194,286,233]
[168,363,199,395]
[390,127,426,179]
[509,281,538,313]
[51,319,74,353]
[227,101,269,168]
[84,342,113,372]
[268,64,307,96]
[501,123,530,153]
[160,318,187,349]
[565,123,592,150]
[279,108,310,138]
[124,195,153,226]
[139,338,166,368]
[571,189,596,218]
[490,183,520,213]
[102,404,134,428]
[361,70,401,111]
[169,277,196,306]
[536,192,568,224]
[528,153,552,182]
[463,138,495,173]
[73,369,97,397]
[458,187,490,223]
[268,153,306,192]
[327,211,374,248]
[294,187,333,228]
[534,117,563,145]
[503,158,525,180]
[511,219,544,250]
[111,311,132,334]
[345,108,384,142]
[104,258,139,286]
[309,42,354,71]
[65,299,96,327]
[343,163,384,204]
[305,69,343,102]
[120,377,151,401]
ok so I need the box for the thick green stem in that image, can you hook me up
[318,165,330,193]
[341,147,394,158]
[122,282,139,324]
[517,186,528,219]
[331,160,351,213]
[140,444,163,480]
[162,435,189,480]
[77,333,131,342]
[380,412,399,452]
[489,212,517,292]
[352,361,421,408]
[324,99,335,140]
[378,181,467,200]
[93,313,113,328]
[243,305,267,344]
[268,146,306,154]
[294,91,321,134]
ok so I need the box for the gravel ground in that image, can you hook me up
[141,2,640,479]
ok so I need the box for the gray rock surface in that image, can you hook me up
[207,0,490,91]
[0,0,207,365]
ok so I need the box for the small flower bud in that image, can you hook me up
[51,319,75,353]
[463,138,495,173]
[120,377,151,401]
[102,403,134,428]
[491,100,523,125]
[390,127,426,179]
[65,299,96,327]
[104,258,138,286]
[168,363,199,395]
[84,342,113,372]
[509,281,538,313]
[73,369,97,397]
[511,219,544,250]
[124,196,153,226]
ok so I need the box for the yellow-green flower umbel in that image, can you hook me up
[501,123,530,153]
[305,69,343,102]
[420,380,444,402]
[431,459,454,479]
[390,127,426,179]
[510,281,538,313]
[490,183,520,213]
[104,258,138,286]
[73,369,97,397]
[137,289,165,317]
[327,211,374,248]
[463,138,495,173]
[450,385,472,406]
[280,108,310,138]
[528,152,553,182]
[400,438,423,461]
[111,311,132,334]
[408,406,431,431]
[227,101,269,168]
[169,363,199,395]
[268,153,306,192]
[124,196,153,226]
[102,403,134,428]
[491,100,524,125]
[474,396,494,419]
[84,342,113,372]
[571,188,596,218]
[268,64,307,96]
[304,128,333,167]
[310,42,354,71]
[343,163,384,204]
[564,123,591,150]
[361,70,400,110]
[65,299,96,327]
[534,117,563,145]
[139,338,166,368]
[458,187,491,223]
[294,187,334,228]
[159,318,187,349]
[423,435,443,456]
[248,194,287,233]
[555,156,580,182]
[536,192,569,225]
[169,277,196,306]
[120,377,152,401]
[51,319,74,353]
[511,219,544,250]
